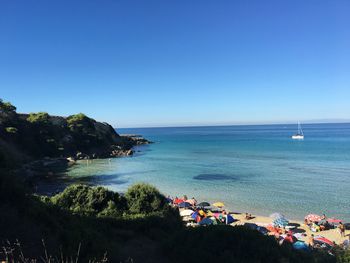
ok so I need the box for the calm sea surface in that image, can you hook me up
[67,123,350,221]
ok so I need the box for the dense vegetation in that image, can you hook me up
[0,99,134,168]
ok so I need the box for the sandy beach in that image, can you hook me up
[233,213,347,244]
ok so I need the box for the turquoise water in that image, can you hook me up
[67,123,350,221]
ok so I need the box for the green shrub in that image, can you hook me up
[0,99,16,113]
[51,184,127,217]
[125,183,167,214]
[27,112,50,124]
[334,246,350,263]
[67,113,90,130]
[5,127,18,133]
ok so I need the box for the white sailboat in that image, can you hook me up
[291,122,304,140]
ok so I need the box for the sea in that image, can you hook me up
[66,123,350,221]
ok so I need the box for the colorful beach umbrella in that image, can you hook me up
[305,214,322,222]
[191,211,199,219]
[180,209,194,217]
[178,202,192,208]
[197,202,210,207]
[327,218,342,224]
[198,210,206,216]
[273,217,289,227]
[173,198,184,205]
[212,202,225,207]
[293,241,309,251]
[226,214,235,224]
[314,236,334,247]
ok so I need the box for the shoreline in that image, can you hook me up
[177,204,349,246]
[232,212,348,245]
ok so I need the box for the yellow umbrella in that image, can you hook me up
[212,202,225,207]
[199,210,206,216]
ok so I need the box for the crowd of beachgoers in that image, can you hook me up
[167,195,350,253]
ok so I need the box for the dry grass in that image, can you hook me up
[1,240,108,263]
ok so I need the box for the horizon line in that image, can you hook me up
[116,120,350,130]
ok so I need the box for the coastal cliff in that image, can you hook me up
[0,99,151,169]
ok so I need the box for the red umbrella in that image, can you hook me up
[305,214,322,222]
[327,218,342,224]
[314,236,334,247]
[173,198,184,205]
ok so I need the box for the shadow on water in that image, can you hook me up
[192,173,257,184]
[193,173,239,181]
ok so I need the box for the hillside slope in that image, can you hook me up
[0,99,148,168]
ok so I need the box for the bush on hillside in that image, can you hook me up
[51,184,127,217]
[0,99,18,126]
[0,99,16,113]
[67,113,94,133]
[333,246,350,263]
[5,127,18,133]
[27,112,50,124]
[125,183,168,214]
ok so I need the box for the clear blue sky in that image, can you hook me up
[1,0,349,127]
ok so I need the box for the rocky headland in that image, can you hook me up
[0,99,151,182]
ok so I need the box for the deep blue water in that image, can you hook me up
[67,123,350,221]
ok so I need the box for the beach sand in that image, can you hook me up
[183,209,348,245]
[231,212,349,245]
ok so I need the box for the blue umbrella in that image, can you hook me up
[273,217,289,227]
[226,214,235,224]
[197,202,210,207]
[198,218,213,226]
[257,226,268,235]
[178,202,192,208]
[293,241,309,251]
[191,211,199,219]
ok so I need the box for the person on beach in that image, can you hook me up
[166,195,173,204]
[191,197,197,206]
[321,213,327,220]
[338,222,346,237]
[304,218,311,227]
[308,234,315,248]
[245,213,253,220]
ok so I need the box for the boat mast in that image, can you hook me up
[298,121,303,135]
